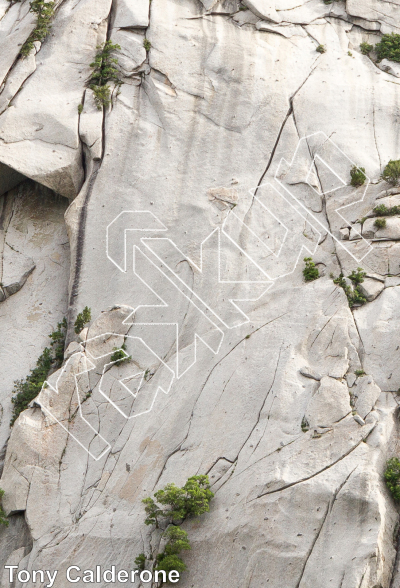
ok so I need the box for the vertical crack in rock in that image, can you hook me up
[294,501,330,588]
[294,468,356,588]
[68,0,115,314]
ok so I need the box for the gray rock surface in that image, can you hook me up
[0,0,400,586]
[358,277,385,302]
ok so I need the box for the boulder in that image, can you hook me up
[1,247,35,300]
[363,217,400,240]
[378,59,400,78]
[305,376,351,428]
[349,223,362,240]
[358,278,384,302]
[353,375,381,419]
[113,0,150,28]
[242,0,281,22]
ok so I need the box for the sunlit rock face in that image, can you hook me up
[1,0,400,587]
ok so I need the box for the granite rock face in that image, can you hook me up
[1,0,400,587]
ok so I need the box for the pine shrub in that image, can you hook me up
[11,319,67,425]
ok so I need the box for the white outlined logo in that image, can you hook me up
[40,132,374,459]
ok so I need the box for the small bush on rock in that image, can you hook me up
[316,44,326,54]
[382,160,400,186]
[0,490,8,527]
[89,41,121,109]
[375,33,400,63]
[156,527,191,575]
[11,319,67,425]
[20,0,56,57]
[301,416,309,433]
[137,475,214,581]
[374,203,400,216]
[348,268,366,285]
[143,38,151,52]
[143,475,214,528]
[332,268,367,308]
[74,306,91,334]
[385,458,400,502]
[374,218,387,229]
[134,554,146,571]
[360,42,373,55]
[110,344,131,365]
[350,165,366,187]
[303,257,320,282]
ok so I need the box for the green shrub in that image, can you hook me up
[20,0,56,57]
[11,319,67,425]
[385,458,400,502]
[348,268,366,285]
[134,553,146,571]
[382,160,400,186]
[360,42,373,55]
[301,416,309,433]
[156,553,186,575]
[89,41,121,110]
[78,103,83,114]
[316,44,326,54]
[374,203,400,216]
[355,369,366,377]
[110,344,131,365]
[0,490,8,527]
[375,33,400,63]
[91,85,111,109]
[303,257,319,282]
[156,527,191,575]
[332,268,367,308]
[350,165,366,187]
[139,475,213,581]
[74,306,91,334]
[50,318,68,365]
[143,38,151,52]
[143,475,214,528]
[374,217,387,229]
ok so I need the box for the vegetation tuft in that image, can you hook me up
[355,369,366,377]
[382,160,400,186]
[303,257,320,282]
[316,44,326,54]
[134,553,146,571]
[374,203,400,216]
[143,38,151,52]
[136,475,214,580]
[89,41,121,109]
[360,42,373,55]
[0,490,8,527]
[350,165,366,187]
[331,268,367,308]
[156,526,191,575]
[110,344,131,365]
[74,306,91,334]
[385,458,400,502]
[143,475,214,528]
[11,319,67,425]
[301,416,309,433]
[375,33,400,63]
[20,0,56,58]
[374,217,387,229]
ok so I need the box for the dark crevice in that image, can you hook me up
[294,500,330,588]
